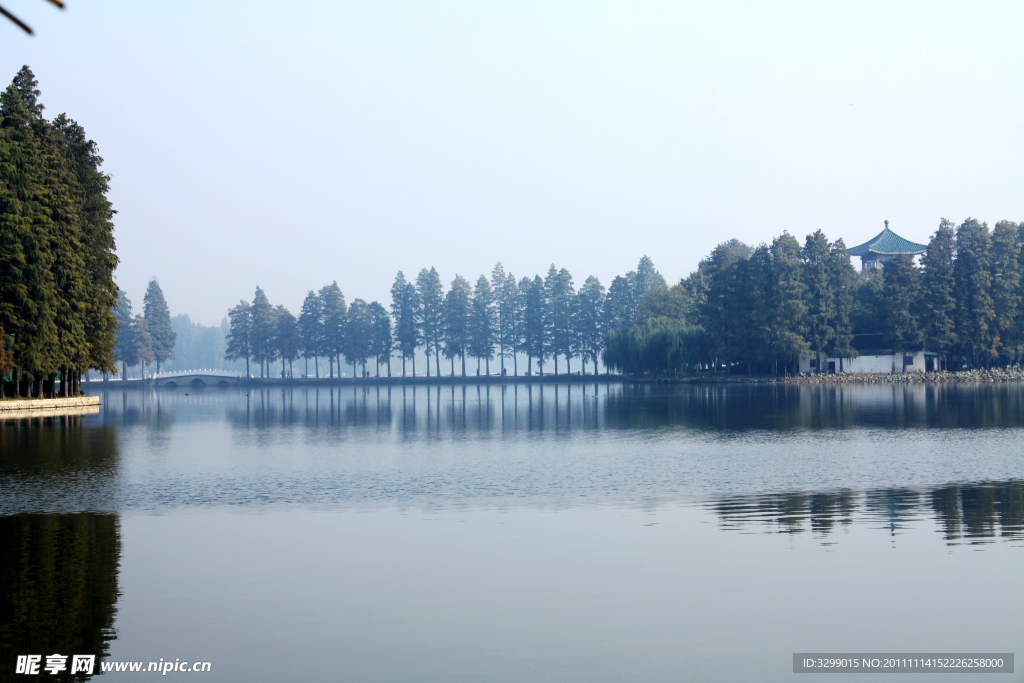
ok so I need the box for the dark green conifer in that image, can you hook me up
[296,291,323,377]
[801,230,834,373]
[953,218,996,366]
[225,300,253,377]
[768,232,808,375]
[416,267,443,377]
[882,254,922,372]
[143,279,175,374]
[369,301,392,377]
[576,275,605,376]
[443,275,471,376]
[825,239,858,369]
[991,220,1021,361]
[469,275,495,375]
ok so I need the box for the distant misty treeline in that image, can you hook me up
[224,257,668,379]
[110,280,245,379]
[0,67,118,397]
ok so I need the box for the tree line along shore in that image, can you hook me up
[3,67,1022,392]
[210,218,1022,383]
[0,68,117,399]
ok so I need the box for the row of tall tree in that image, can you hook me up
[111,279,176,379]
[224,257,669,378]
[607,217,1024,377]
[0,67,118,397]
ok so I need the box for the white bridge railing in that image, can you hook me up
[153,369,240,379]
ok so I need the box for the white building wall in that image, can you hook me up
[799,351,927,374]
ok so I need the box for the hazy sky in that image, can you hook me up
[2,1,1021,325]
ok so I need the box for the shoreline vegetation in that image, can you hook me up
[90,366,1024,388]
[3,66,1022,394]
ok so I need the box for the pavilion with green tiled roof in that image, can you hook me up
[847,220,927,271]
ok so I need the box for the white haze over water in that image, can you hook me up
[1,0,1021,324]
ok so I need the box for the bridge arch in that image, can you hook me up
[191,378,207,390]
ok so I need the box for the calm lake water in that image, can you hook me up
[1,383,1021,682]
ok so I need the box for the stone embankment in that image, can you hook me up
[781,367,1024,385]
[0,395,100,418]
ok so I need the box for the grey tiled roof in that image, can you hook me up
[847,227,927,256]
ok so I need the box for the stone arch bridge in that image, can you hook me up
[154,371,241,390]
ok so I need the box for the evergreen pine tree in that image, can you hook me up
[768,232,809,375]
[416,267,444,377]
[882,254,922,372]
[825,239,858,370]
[549,268,575,374]
[344,298,374,377]
[991,220,1021,361]
[525,274,550,374]
[319,281,347,378]
[274,305,299,378]
[225,300,253,377]
[390,272,419,377]
[604,273,638,332]
[801,230,835,373]
[369,301,392,377]
[113,292,135,380]
[143,279,175,374]
[52,113,118,376]
[296,291,324,377]
[501,273,522,375]
[469,275,495,375]
[249,286,276,378]
[576,275,606,376]
[919,220,957,368]
[953,218,996,366]
[443,275,471,376]
[635,256,666,299]
[490,263,509,373]
[0,81,59,394]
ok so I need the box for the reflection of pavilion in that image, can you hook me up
[847,220,927,271]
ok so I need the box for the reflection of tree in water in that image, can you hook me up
[604,382,1024,432]
[0,514,120,682]
[930,480,1024,544]
[710,481,1023,544]
[711,490,856,536]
